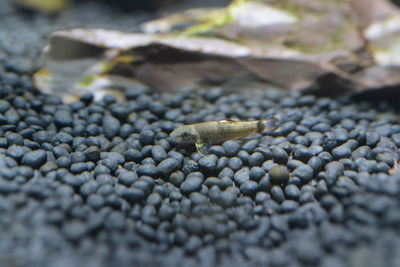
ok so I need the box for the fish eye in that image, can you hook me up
[181,131,190,137]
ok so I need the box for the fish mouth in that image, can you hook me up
[169,130,196,144]
[169,130,186,143]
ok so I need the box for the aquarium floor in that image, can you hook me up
[1,1,400,266]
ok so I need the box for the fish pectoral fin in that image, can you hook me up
[195,142,209,156]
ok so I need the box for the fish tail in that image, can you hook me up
[258,115,280,133]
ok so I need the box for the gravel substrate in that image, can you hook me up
[2,1,400,267]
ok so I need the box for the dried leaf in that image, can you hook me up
[33,0,400,100]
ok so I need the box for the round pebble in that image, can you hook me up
[21,150,47,168]
[269,166,290,185]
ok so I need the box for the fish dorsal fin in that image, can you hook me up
[221,119,239,123]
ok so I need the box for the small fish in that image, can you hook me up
[170,116,279,155]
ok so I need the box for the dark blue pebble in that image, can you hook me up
[103,115,120,139]
[6,144,29,161]
[208,145,225,156]
[294,136,309,146]
[0,100,10,113]
[182,159,199,174]
[54,110,73,128]
[136,224,157,241]
[0,167,17,180]
[234,167,250,186]
[366,132,380,147]
[70,151,86,164]
[339,158,354,170]
[296,125,310,135]
[83,146,100,162]
[32,131,53,144]
[249,152,264,166]
[271,147,288,164]
[392,133,400,147]
[19,128,35,138]
[216,156,229,171]
[121,188,145,203]
[277,121,296,135]
[218,188,238,207]
[139,130,155,145]
[146,192,162,207]
[220,177,233,189]
[299,191,315,204]
[292,165,313,183]
[309,145,323,155]
[198,154,218,173]
[103,94,117,105]
[151,145,167,163]
[237,150,250,163]
[285,184,300,200]
[249,167,265,182]
[185,236,202,254]
[280,200,299,213]
[222,140,240,157]
[308,156,324,174]
[134,178,154,194]
[6,132,24,146]
[343,139,358,150]
[242,140,259,153]
[322,132,337,151]
[101,157,119,172]
[80,180,99,196]
[5,108,20,124]
[86,124,100,136]
[332,145,352,160]
[158,158,180,177]
[318,151,333,164]
[21,150,47,168]
[240,180,258,197]
[70,162,90,174]
[0,138,8,148]
[110,105,129,120]
[137,164,159,177]
[295,239,322,265]
[287,159,305,171]
[305,132,323,144]
[255,191,270,204]
[79,92,93,103]
[204,177,222,188]
[293,147,313,162]
[254,147,272,159]
[180,172,204,194]
[324,162,344,186]
[312,122,331,133]
[333,129,349,144]
[288,177,302,187]
[271,186,285,203]
[169,171,184,187]
[86,194,104,209]
[204,88,223,102]
[123,149,142,163]
[0,179,18,194]
[228,157,243,172]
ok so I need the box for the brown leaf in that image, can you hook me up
[33,0,400,100]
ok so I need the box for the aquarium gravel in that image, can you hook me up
[2,1,400,267]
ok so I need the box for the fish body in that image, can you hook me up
[170,117,278,155]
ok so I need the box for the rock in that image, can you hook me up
[21,150,47,168]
